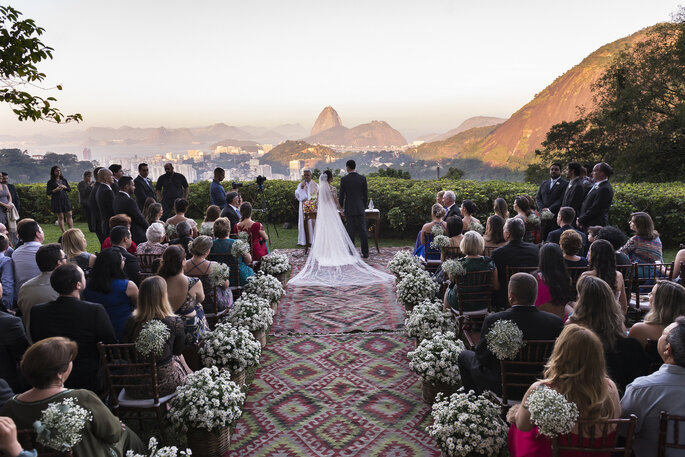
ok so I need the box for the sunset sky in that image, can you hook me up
[1,0,681,138]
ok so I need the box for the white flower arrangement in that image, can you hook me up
[243,271,284,304]
[237,231,249,243]
[525,384,579,437]
[405,299,452,343]
[408,331,465,385]
[208,262,231,287]
[199,322,261,373]
[427,389,508,457]
[442,259,466,278]
[431,224,445,237]
[126,437,192,457]
[165,223,177,238]
[485,319,525,360]
[224,293,274,332]
[259,253,292,276]
[387,250,424,277]
[540,209,555,221]
[527,214,540,225]
[33,397,93,452]
[231,239,250,257]
[470,220,485,235]
[135,320,170,358]
[199,222,214,237]
[396,268,439,309]
[430,235,451,249]
[169,366,245,432]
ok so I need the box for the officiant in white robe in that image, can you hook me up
[295,169,319,245]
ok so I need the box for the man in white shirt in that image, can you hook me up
[12,220,43,300]
[294,169,319,246]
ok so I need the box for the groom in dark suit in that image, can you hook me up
[339,160,369,258]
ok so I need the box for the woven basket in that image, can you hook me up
[404,302,415,313]
[421,379,456,405]
[253,328,267,348]
[186,426,231,457]
[230,369,246,387]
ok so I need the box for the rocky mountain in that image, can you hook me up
[410,125,499,160]
[261,140,338,166]
[310,106,343,136]
[417,116,507,142]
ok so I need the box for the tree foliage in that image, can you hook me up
[0,148,94,183]
[0,5,82,123]
[369,167,411,179]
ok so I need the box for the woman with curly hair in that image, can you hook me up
[580,240,628,314]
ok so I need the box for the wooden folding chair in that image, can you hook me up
[645,338,663,374]
[658,411,685,456]
[681,261,685,287]
[442,246,462,261]
[16,429,72,456]
[499,340,555,405]
[136,253,162,274]
[422,237,442,273]
[552,414,637,457]
[632,262,675,312]
[195,274,229,330]
[483,245,497,257]
[566,266,589,301]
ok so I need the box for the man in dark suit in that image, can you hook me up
[113,176,149,245]
[339,160,369,258]
[95,168,115,243]
[109,226,140,283]
[535,163,568,239]
[578,162,614,230]
[491,218,539,308]
[109,164,123,193]
[30,264,117,393]
[546,206,588,254]
[441,191,460,220]
[458,272,564,395]
[88,166,104,241]
[561,162,586,218]
[220,192,241,229]
[0,287,29,393]
[134,163,156,211]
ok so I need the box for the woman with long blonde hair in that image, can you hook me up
[62,228,96,276]
[508,324,620,456]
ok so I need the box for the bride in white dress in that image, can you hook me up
[288,170,395,287]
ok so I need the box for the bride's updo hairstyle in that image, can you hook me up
[323,170,333,182]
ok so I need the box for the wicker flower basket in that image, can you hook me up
[421,379,456,405]
[230,369,246,387]
[404,302,415,313]
[253,328,267,348]
[275,271,291,288]
[187,426,231,457]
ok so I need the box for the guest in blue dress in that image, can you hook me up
[84,248,138,341]
[210,217,254,286]
[414,204,447,260]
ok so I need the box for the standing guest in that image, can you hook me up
[170,221,194,260]
[546,207,587,254]
[108,226,141,283]
[596,226,632,266]
[108,164,123,193]
[493,197,509,220]
[535,163,568,239]
[514,196,541,244]
[534,243,573,321]
[442,191,459,220]
[28,265,118,393]
[210,167,227,209]
[95,168,115,243]
[201,205,221,235]
[88,166,104,241]
[628,280,685,348]
[235,202,269,261]
[619,212,663,264]
[62,228,96,279]
[673,247,685,281]
[156,163,188,220]
[135,223,167,256]
[578,162,614,230]
[435,190,445,208]
[621,317,685,457]
[581,239,628,314]
[17,244,65,334]
[0,235,13,310]
[144,202,164,226]
[460,199,480,233]
[101,214,138,255]
[561,162,586,217]
[133,163,156,211]
[12,221,43,299]
[46,166,73,233]
[184,236,233,312]
[211,218,254,286]
[339,160,370,258]
[560,230,589,268]
[113,176,149,245]
[414,204,447,260]
[84,248,138,342]
[483,215,507,251]
[220,192,242,231]
[294,169,318,246]
[0,175,13,239]
[1,173,19,217]
[77,171,95,232]
[0,290,29,393]
[166,198,198,238]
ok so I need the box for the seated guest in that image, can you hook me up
[200,205,221,235]
[29,264,117,393]
[109,226,140,283]
[493,197,509,220]
[534,243,573,321]
[144,202,164,227]
[621,317,685,457]
[0,337,145,456]
[135,222,167,256]
[587,225,602,244]
[170,221,194,259]
[12,221,43,298]
[413,204,446,259]
[444,231,498,313]
[619,211,663,264]
[674,247,685,281]
[122,276,189,399]
[101,214,138,255]
[560,229,589,268]
[546,206,587,253]
[460,199,480,233]
[142,197,156,218]
[457,272,564,395]
[166,198,198,238]
[83,248,138,342]
[17,244,65,333]
[491,218,539,308]
[158,246,207,344]
[580,239,628,314]
[220,191,241,229]
[513,196,541,244]
[210,218,254,286]
[441,216,464,261]
[184,236,233,313]
[569,275,648,392]
[0,381,13,409]
[628,280,685,348]
[0,235,14,310]
[235,202,269,261]
[596,226,632,266]
[0,292,29,393]
[508,324,621,456]
[483,215,506,252]
[62,228,96,279]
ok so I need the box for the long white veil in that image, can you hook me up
[289,176,395,287]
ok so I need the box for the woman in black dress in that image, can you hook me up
[46,165,73,233]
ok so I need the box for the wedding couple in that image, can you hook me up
[289,160,394,287]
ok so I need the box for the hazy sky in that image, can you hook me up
[1,0,681,138]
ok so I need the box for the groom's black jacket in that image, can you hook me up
[339,172,368,216]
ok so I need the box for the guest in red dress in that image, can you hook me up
[235,202,269,261]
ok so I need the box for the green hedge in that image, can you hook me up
[15,179,685,246]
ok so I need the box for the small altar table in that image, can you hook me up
[303,209,381,254]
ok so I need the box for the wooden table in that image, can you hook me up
[303,209,381,254]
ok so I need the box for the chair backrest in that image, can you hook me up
[483,245,497,257]
[658,411,685,456]
[681,261,685,286]
[136,253,162,273]
[616,263,636,305]
[635,262,675,303]
[645,338,663,374]
[553,414,637,457]
[423,235,442,259]
[442,246,461,260]
[566,266,589,300]
[500,340,555,404]
[17,429,73,456]
[207,253,241,287]
[454,269,493,314]
[97,342,160,407]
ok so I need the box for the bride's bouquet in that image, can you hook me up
[303,195,318,214]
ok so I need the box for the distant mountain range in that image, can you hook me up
[415,116,508,143]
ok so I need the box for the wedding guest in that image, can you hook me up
[621,317,685,457]
[156,163,189,220]
[443,216,464,259]
[109,226,141,284]
[561,162,586,217]
[211,218,254,286]
[628,280,685,348]
[491,218,539,307]
[508,324,620,456]
[587,225,602,245]
[17,244,65,334]
[95,168,115,243]
[102,214,138,255]
[546,206,587,254]
[674,248,685,281]
[534,243,573,321]
[578,162,614,230]
[77,170,94,232]
[88,166,104,241]
[596,226,632,266]
[170,221,193,260]
[109,164,123,193]
[166,198,198,238]
[62,228,96,279]
[514,196,541,244]
[46,166,73,233]
[493,197,509,220]
[535,163,568,240]
[135,223,167,256]
[580,240,628,314]
[200,205,221,235]
[144,202,164,226]
[235,202,269,261]
[414,204,447,260]
[133,163,156,211]
[442,191,459,220]
[142,197,156,219]
[619,212,663,264]
[113,176,149,245]
[0,235,14,310]
[184,236,232,313]
[483,215,506,252]
[221,192,242,231]
[569,275,648,391]
[435,190,445,208]
[210,167,227,209]
[559,230,589,268]
[460,200,480,233]
[0,296,29,392]
[12,221,43,297]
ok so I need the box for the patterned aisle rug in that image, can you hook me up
[227,332,440,457]
[270,247,410,335]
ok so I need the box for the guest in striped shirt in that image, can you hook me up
[619,212,663,264]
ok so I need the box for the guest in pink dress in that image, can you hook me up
[235,202,269,261]
[534,244,574,322]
